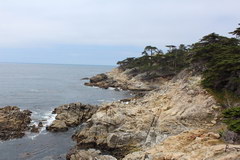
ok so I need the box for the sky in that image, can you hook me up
[0,0,239,65]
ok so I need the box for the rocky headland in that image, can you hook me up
[84,68,156,92]
[0,106,32,141]
[46,67,240,159]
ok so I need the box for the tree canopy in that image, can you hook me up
[117,24,240,134]
[229,23,240,38]
[117,25,240,97]
[142,46,162,56]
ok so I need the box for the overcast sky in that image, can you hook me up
[0,0,239,65]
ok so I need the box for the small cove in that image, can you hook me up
[0,63,131,160]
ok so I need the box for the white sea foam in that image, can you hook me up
[44,111,56,126]
[28,133,39,140]
[97,99,105,102]
[27,111,56,140]
[92,86,100,89]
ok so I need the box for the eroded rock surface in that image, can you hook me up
[69,69,231,159]
[67,149,117,160]
[123,129,240,160]
[46,103,98,132]
[0,106,32,140]
[85,68,154,91]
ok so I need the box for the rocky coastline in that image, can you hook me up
[47,67,240,159]
[2,67,240,159]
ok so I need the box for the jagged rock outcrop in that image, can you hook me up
[46,103,98,132]
[68,69,233,159]
[85,68,154,91]
[47,120,68,132]
[0,106,32,140]
[67,149,117,160]
[123,129,240,160]
[90,73,108,83]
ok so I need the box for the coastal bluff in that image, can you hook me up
[48,67,240,159]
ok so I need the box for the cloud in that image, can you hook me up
[0,0,239,48]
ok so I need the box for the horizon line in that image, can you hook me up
[0,61,117,67]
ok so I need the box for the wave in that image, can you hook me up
[28,111,56,140]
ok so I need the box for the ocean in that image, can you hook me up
[0,63,131,160]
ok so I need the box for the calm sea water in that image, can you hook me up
[0,63,131,160]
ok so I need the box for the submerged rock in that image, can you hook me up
[46,103,98,132]
[0,106,32,141]
[38,121,43,128]
[30,125,39,133]
[81,77,90,80]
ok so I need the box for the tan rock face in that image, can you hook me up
[67,149,117,160]
[0,106,32,140]
[85,68,154,91]
[46,120,68,132]
[46,103,98,132]
[67,69,240,159]
[123,129,240,160]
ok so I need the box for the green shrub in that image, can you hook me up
[223,107,240,133]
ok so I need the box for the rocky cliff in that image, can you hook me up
[65,68,240,159]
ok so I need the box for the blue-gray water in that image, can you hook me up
[0,63,131,160]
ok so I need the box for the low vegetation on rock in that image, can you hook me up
[223,106,240,133]
[117,24,240,135]
[117,44,189,79]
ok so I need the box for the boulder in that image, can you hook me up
[38,122,43,128]
[0,106,32,140]
[66,149,117,160]
[46,120,68,132]
[30,125,39,133]
[90,74,108,83]
[47,103,98,132]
